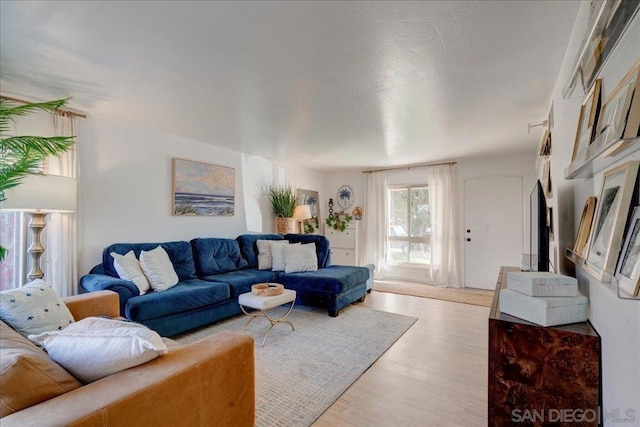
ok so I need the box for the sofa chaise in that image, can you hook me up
[81,234,369,336]
[0,290,255,427]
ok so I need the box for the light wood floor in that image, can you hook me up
[313,290,490,427]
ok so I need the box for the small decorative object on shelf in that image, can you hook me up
[352,206,363,220]
[326,213,352,232]
[337,185,354,209]
[328,198,334,216]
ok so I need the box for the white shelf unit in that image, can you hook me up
[326,221,360,266]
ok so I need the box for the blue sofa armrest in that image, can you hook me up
[80,274,139,316]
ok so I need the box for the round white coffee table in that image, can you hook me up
[238,288,296,346]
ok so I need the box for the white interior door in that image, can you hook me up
[464,176,523,290]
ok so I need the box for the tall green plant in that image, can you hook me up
[266,184,298,218]
[0,98,76,261]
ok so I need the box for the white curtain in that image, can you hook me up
[358,171,387,279]
[44,113,78,296]
[425,164,460,287]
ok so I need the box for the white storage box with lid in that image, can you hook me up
[499,289,588,327]
[507,271,578,297]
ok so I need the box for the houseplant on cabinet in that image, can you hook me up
[0,98,75,261]
[265,183,299,234]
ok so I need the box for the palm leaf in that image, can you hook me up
[1,135,75,156]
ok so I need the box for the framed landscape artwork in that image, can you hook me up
[615,207,640,297]
[584,161,639,281]
[172,158,235,216]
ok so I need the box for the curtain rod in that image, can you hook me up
[1,95,87,119]
[361,160,457,174]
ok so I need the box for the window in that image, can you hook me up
[387,185,431,266]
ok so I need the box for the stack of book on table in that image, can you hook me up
[500,272,587,327]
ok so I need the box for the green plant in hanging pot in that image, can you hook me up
[263,183,299,234]
[0,98,76,261]
[326,213,352,232]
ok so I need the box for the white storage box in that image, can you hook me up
[499,289,588,327]
[507,271,578,297]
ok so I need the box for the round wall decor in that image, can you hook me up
[336,185,354,210]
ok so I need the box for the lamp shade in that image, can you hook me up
[293,204,312,220]
[1,174,77,213]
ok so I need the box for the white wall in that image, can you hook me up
[548,3,640,423]
[77,118,324,274]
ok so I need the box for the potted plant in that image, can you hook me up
[265,183,299,234]
[0,98,75,261]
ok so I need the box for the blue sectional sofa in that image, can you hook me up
[80,234,369,336]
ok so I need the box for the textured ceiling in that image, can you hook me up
[0,1,580,171]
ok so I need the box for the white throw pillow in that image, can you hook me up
[139,246,179,292]
[0,280,74,338]
[284,243,319,273]
[271,242,299,272]
[111,251,151,295]
[258,240,287,270]
[29,317,168,384]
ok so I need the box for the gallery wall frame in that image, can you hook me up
[573,196,597,258]
[615,206,640,297]
[563,0,640,98]
[172,158,235,216]
[572,79,602,162]
[584,160,639,282]
[595,60,640,145]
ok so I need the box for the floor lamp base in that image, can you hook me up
[27,212,46,281]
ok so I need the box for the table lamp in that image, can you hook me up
[293,204,312,234]
[1,174,77,280]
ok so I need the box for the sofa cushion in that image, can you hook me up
[0,321,81,417]
[278,265,369,294]
[201,269,280,297]
[29,317,168,384]
[103,242,197,281]
[271,241,297,272]
[191,238,249,276]
[139,246,180,292]
[0,280,75,339]
[284,234,332,268]
[237,234,284,268]
[125,280,230,321]
[284,243,318,273]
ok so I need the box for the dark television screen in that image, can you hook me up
[530,180,549,272]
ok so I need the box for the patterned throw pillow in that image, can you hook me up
[0,280,74,338]
[139,246,179,292]
[111,250,151,295]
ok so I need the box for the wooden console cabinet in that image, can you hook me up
[488,267,601,426]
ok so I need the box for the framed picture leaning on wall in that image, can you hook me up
[615,206,640,297]
[584,160,639,282]
[571,79,601,162]
[595,60,640,145]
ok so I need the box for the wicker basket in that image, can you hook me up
[252,283,284,296]
[275,217,297,234]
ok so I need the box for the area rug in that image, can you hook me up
[374,280,494,307]
[174,305,416,426]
